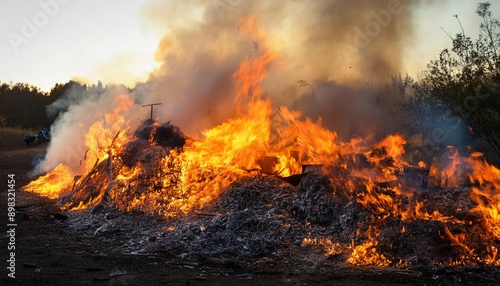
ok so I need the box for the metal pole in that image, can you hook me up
[141,103,162,120]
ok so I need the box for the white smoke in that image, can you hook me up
[38,84,140,174]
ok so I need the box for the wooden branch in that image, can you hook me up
[79,148,90,166]
[194,211,220,217]
[103,131,122,200]
[102,149,114,203]
[94,131,123,208]
[62,158,99,202]
[64,130,125,209]
[110,131,122,148]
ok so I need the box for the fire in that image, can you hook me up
[24,164,74,199]
[443,227,475,258]
[273,153,301,177]
[372,134,407,169]
[347,228,391,267]
[273,107,340,169]
[83,94,133,170]
[468,158,500,240]
[166,15,278,214]
[24,16,378,218]
[418,161,426,168]
[356,180,455,223]
[440,147,463,188]
[22,15,500,269]
[301,236,343,256]
[25,94,134,207]
[485,246,500,266]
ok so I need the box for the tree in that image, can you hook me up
[417,2,500,165]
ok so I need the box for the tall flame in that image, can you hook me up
[468,158,500,240]
[22,15,500,268]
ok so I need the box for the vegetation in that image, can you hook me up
[0,80,89,130]
[391,2,500,165]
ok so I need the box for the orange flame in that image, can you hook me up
[22,15,500,269]
[24,164,74,199]
[24,94,134,204]
[440,147,463,188]
[347,228,391,267]
[468,159,500,240]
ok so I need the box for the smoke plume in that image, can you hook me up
[38,0,445,174]
[139,0,443,137]
[38,85,138,174]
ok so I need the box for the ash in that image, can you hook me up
[57,121,500,270]
[63,170,498,271]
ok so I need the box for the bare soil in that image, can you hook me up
[1,129,499,285]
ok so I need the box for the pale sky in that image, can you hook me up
[404,0,483,78]
[0,0,489,92]
[0,0,159,91]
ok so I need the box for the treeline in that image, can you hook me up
[0,80,87,129]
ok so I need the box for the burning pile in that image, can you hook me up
[24,16,500,269]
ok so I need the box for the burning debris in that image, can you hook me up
[23,113,500,268]
[23,15,500,274]
[60,119,189,217]
[43,165,499,270]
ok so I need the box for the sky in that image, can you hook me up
[0,0,487,92]
[0,0,159,91]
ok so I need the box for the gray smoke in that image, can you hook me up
[139,0,445,138]
[38,84,139,174]
[38,0,447,174]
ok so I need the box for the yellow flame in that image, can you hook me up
[24,164,74,199]
[347,228,391,267]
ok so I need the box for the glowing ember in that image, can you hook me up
[347,228,391,267]
[301,236,343,256]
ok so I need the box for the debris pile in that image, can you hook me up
[61,120,188,216]
[63,170,499,270]
[25,120,500,270]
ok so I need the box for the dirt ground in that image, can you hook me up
[1,128,499,286]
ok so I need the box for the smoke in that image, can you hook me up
[37,0,448,173]
[38,84,139,174]
[139,0,445,138]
